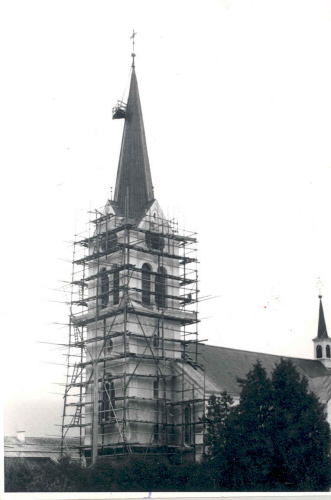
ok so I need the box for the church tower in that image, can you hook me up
[313,295,331,369]
[61,46,205,463]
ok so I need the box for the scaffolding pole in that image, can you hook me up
[60,204,204,463]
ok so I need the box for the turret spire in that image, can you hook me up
[113,47,154,219]
[317,295,329,340]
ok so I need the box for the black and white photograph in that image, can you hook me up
[3,0,331,496]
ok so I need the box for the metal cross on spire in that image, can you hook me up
[130,30,137,52]
[130,30,137,67]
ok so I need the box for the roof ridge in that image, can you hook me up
[200,343,315,362]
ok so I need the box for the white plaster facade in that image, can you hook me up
[72,200,204,461]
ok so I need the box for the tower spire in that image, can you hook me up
[317,295,329,340]
[113,44,154,219]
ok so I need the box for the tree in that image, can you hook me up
[234,360,274,489]
[270,358,331,491]
[203,360,276,490]
[203,362,275,490]
[204,392,234,459]
[203,392,238,490]
[203,359,331,491]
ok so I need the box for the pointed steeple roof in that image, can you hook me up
[317,295,329,340]
[113,64,154,219]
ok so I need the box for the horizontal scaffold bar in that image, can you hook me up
[77,352,188,368]
[71,443,200,450]
[74,242,197,266]
[62,423,91,428]
[71,286,198,307]
[64,331,201,350]
[166,398,207,406]
[76,221,197,246]
[64,417,204,427]
[73,264,135,284]
[72,264,196,286]
[76,223,134,247]
[134,226,197,244]
[72,306,199,327]
[62,366,202,389]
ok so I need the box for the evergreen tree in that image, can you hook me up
[233,360,274,489]
[202,392,233,489]
[204,392,234,459]
[203,359,331,491]
[203,362,274,489]
[270,358,331,491]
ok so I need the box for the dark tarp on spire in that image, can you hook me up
[318,297,329,340]
[113,67,154,219]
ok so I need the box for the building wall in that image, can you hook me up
[81,201,200,455]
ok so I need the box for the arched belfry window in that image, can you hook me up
[155,267,167,309]
[101,376,115,423]
[100,267,109,309]
[326,345,331,359]
[142,263,152,305]
[316,345,323,359]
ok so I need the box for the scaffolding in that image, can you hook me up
[60,203,205,464]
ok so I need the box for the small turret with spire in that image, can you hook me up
[313,295,331,368]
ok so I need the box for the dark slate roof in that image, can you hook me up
[315,296,329,340]
[108,198,155,223]
[4,436,80,460]
[113,67,154,219]
[194,344,331,398]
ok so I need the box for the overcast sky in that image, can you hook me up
[2,0,331,438]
